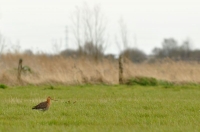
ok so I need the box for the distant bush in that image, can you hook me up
[43,85,55,90]
[0,84,7,89]
[121,48,147,63]
[126,76,158,86]
[49,85,55,90]
[22,66,31,73]
[126,76,176,87]
[157,80,174,88]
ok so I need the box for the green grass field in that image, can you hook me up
[1,84,200,132]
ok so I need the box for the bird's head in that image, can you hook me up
[47,96,57,101]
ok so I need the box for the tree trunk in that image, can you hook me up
[119,55,124,84]
[17,58,23,83]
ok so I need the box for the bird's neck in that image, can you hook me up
[47,99,51,104]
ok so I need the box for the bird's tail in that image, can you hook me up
[32,106,36,109]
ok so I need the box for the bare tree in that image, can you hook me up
[0,33,6,58]
[116,18,130,84]
[70,3,107,61]
[0,13,6,58]
[116,18,129,53]
[71,6,82,49]
[180,38,192,59]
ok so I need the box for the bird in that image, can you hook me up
[32,97,55,111]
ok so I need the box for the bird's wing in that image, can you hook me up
[32,101,47,109]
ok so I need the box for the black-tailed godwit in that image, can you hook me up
[32,97,55,111]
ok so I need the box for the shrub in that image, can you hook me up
[44,85,55,90]
[22,66,31,73]
[0,84,7,89]
[126,76,158,86]
[158,80,174,88]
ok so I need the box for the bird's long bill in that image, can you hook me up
[51,98,58,101]
[48,96,58,101]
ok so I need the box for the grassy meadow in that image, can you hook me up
[1,54,200,131]
[1,84,200,132]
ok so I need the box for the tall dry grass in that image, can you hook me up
[1,54,200,85]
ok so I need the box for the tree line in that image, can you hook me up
[1,3,200,63]
[60,4,200,63]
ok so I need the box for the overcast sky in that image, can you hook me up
[1,0,200,55]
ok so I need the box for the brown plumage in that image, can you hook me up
[32,97,53,111]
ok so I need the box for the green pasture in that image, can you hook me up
[0,84,200,132]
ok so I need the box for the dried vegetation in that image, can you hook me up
[1,54,200,85]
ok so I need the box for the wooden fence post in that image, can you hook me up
[17,58,23,83]
[119,55,124,84]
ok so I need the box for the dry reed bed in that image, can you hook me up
[0,54,200,85]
